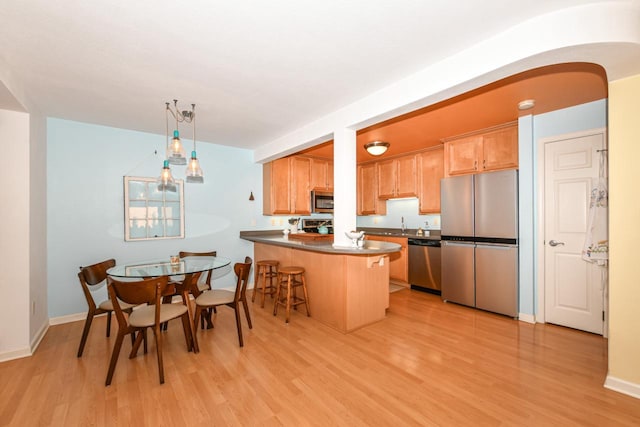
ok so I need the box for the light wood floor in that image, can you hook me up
[2,289,639,426]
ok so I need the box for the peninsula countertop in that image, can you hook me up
[239,231,401,255]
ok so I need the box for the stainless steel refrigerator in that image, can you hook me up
[440,169,518,317]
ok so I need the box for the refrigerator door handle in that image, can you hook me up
[475,242,518,249]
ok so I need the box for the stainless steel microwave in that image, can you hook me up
[311,191,334,213]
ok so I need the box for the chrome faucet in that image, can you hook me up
[401,216,406,232]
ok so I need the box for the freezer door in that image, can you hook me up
[475,170,518,239]
[475,244,518,317]
[441,175,474,238]
[441,241,475,307]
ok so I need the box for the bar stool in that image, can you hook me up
[274,266,311,323]
[252,260,279,308]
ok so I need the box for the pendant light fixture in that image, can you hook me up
[157,160,177,192]
[166,100,187,165]
[185,104,204,183]
[157,99,203,190]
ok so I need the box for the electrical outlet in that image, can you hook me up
[271,219,276,226]
[250,218,256,226]
[278,219,283,226]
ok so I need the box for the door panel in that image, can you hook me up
[544,132,605,334]
[441,242,475,307]
[475,170,518,239]
[476,244,518,317]
[441,175,474,237]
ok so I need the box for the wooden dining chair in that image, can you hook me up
[105,275,197,386]
[192,257,253,347]
[77,258,135,357]
[162,250,218,330]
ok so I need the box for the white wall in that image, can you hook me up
[46,119,277,318]
[0,109,31,356]
[29,110,48,346]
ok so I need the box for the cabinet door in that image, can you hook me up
[395,154,417,198]
[327,160,334,190]
[358,163,385,215]
[377,159,396,199]
[266,158,291,214]
[418,147,444,214]
[291,156,311,214]
[482,126,518,171]
[365,235,408,283]
[445,136,481,176]
[310,158,329,190]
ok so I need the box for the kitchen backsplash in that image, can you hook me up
[356,197,441,230]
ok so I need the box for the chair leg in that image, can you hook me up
[77,311,94,357]
[106,311,112,337]
[152,325,165,385]
[181,312,198,353]
[273,274,282,316]
[301,275,311,316]
[242,298,253,329]
[252,267,259,303]
[194,305,203,331]
[129,329,144,358]
[285,275,292,323]
[105,331,127,386]
[234,305,244,347]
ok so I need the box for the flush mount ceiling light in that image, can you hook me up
[365,141,390,156]
[518,99,536,110]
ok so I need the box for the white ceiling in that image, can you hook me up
[0,0,620,149]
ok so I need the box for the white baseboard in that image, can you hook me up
[518,313,536,324]
[0,347,31,363]
[49,312,87,325]
[604,375,640,399]
[30,320,49,353]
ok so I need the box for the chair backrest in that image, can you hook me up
[108,276,169,327]
[179,250,217,286]
[78,258,116,309]
[233,257,253,301]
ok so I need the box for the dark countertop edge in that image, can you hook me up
[358,227,441,240]
[240,232,401,255]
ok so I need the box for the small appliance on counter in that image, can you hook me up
[301,219,333,234]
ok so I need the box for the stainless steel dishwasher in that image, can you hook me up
[408,238,441,294]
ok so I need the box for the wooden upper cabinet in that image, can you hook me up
[263,157,291,215]
[290,156,311,215]
[357,163,386,215]
[482,126,518,171]
[377,154,417,199]
[418,147,444,214]
[263,156,311,215]
[445,123,518,176]
[310,158,333,191]
[444,135,482,176]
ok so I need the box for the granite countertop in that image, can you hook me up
[239,231,402,255]
[358,227,441,241]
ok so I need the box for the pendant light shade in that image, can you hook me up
[167,130,186,165]
[364,141,390,156]
[157,100,203,190]
[157,160,177,192]
[186,151,204,183]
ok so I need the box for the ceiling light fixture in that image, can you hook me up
[518,99,536,110]
[158,100,203,191]
[365,141,390,156]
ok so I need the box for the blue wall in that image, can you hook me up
[47,119,276,317]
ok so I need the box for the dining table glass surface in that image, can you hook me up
[106,256,231,278]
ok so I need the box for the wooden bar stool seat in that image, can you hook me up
[273,266,310,323]
[253,260,279,308]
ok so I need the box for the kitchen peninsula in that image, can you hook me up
[240,231,401,333]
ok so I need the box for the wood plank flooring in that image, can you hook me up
[1,289,639,426]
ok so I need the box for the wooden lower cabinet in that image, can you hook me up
[254,243,390,332]
[364,235,408,284]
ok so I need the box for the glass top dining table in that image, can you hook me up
[106,256,231,278]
